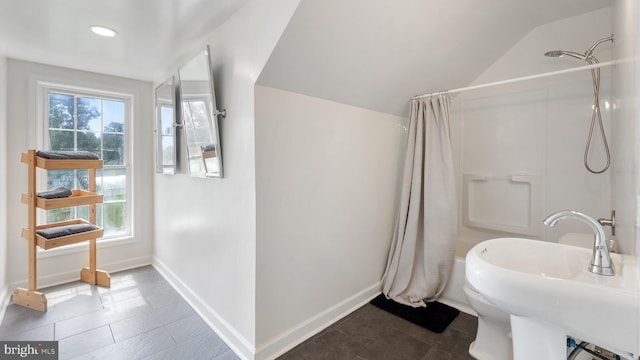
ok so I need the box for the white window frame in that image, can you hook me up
[36,81,133,248]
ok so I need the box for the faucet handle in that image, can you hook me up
[597,210,616,236]
[607,239,615,253]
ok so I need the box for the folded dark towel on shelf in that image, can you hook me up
[36,187,73,199]
[201,144,216,152]
[36,223,98,239]
[36,150,100,160]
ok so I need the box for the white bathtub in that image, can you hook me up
[440,255,476,316]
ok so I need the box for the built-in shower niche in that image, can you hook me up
[462,173,541,236]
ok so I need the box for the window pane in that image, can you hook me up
[44,86,129,240]
[189,158,204,175]
[196,127,213,144]
[103,100,125,133]
[188,101,209,128]
[76,169,89,190]
[96,204,103,228]
[47,208,73,223]
[77,97,102,131]
[47,170,75,189]
[103,203,125,236]
[102,169,126,201]
[49,130,74,151]
[76,206,89,221]
[103,133,124,165]
[48,93,74,129]
[161,136,174,166]
[77,131,101,155]
[160,106,173,135]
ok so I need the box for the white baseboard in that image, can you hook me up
[152,255,381,360]
[7,255,152,290]
[255,282,381,360]
[151,256,255,360]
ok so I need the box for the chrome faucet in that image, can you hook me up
[543,210,614,276]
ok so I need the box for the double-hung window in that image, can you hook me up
[41,84,131,239]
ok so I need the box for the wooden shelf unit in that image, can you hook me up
[23,190,103,210]
[13,150,111,312]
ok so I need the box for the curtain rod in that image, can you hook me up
[413,60,617,100]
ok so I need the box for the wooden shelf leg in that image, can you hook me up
[89,238,96,281]
[80,268,110,287]
[15,150,48,312]
[28,240,37,291]
[80,238,110,287]
[12,288,47,312]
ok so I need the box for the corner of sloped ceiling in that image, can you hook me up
[469,6,614,88]
[257,0,613,118]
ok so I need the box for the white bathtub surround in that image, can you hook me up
[382,96,458,307]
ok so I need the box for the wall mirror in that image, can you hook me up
[178,45,225,178]
[155,76,177,175]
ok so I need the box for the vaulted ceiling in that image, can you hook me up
[0,0,611,116]
[257,0,612,116]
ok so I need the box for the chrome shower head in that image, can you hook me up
[543,35,615,175]
[544,50,588,61]
[544,35,614,62]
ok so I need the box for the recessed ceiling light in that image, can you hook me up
[89,25,118,37]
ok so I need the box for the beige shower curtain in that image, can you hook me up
[381,95,458,307]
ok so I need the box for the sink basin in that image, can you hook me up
[466,237,639,359]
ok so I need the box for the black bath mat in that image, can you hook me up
[370,294,459,333]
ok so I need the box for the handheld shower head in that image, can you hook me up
[544,50,588,61]
[544,35,614,62]
[543,34,615,175]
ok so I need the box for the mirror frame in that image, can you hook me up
[155,76,177,175]
[178,45,224,178]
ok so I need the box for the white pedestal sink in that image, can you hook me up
[465,237,640,360]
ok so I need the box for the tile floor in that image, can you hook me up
[277,303,477,360]
[0,266,238,360]
[0,266,478,360]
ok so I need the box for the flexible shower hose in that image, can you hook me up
[584,57,611,174]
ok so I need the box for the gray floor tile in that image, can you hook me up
[278,304,478,360]
[109,300,195,342]
[0,323,54,341]
[145,286,183,309]
[354,326,432,360]
[58,325,114,360]
[140,331,231,360]
[164,314,212,344]
[0,267,238,360]
[100,286,150,306]
[0,303,57,338]
[297,328,365,360]
[212,350,241,360]
[55,300,153,340]
[71,327,176,360]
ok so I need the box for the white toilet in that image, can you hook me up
[463,282,513,360]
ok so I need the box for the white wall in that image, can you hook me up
[254,86,405,358]
[151,1,300,359]
[5,59,154,287]
[0,55,8,319]
[451,8,616,255]
[612,0,640,258]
